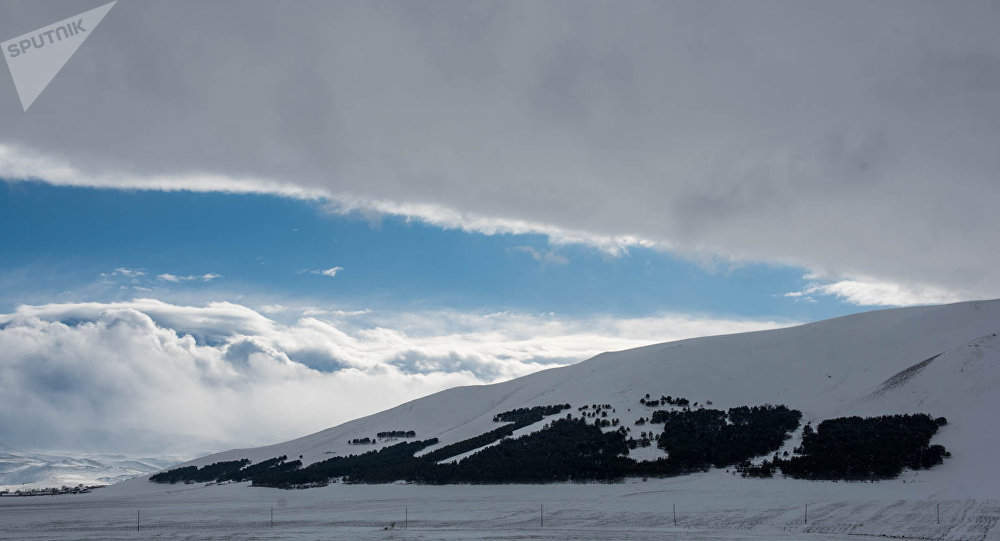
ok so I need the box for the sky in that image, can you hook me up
[0,0,998,457]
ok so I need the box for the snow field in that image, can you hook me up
[2,474,999,540]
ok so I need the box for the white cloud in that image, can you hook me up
[307,267,343,277]
[322,197,660,257]
[157,272,222,283]
[784,278,969,307]
[0,143,659,258]
[0,143,325,200]
[104,267,144,278]
[782,290,817,303]
[0,299,791,454]
[258,304,290,314]
[512,246,569,266]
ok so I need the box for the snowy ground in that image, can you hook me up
[2,471,998,540]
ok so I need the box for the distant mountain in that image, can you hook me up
[0,446,181,491]
[139,299,1000,493]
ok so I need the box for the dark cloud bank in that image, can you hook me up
[1,1,999,301]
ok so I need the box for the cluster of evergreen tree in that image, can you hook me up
[247,405,801,487]
[420,423,521,463]
[429,418,634,483]
[253,439,441,487]
[150,456,304,485]
[652,405,802,470]
[219,456,301,483]
[492,404,571,424]
[261,417,631,485]
[154,404,575,488]
[150,403,841,489]
[348,437,374,445]
[578,404,615,420]
[578,403,612,411]
[640,394,691,407]
[258,405,575,487]
[627,431,654,448]
[736,459,779,478]
[376,430,416,438]
[149,459,250,484]
[422,404,575,463]
[774,414,950,480]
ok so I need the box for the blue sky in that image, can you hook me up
[0,180,860,323]
[6,179,871,453]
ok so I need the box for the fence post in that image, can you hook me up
[405,507,408,530]
[673,503,676,526]
[804,503,808,525]
[937,502,940,525]
[270,507,273,528]
[540,503,544,528]
[137,508,140,532]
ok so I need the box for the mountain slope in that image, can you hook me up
[140,299,1000,493]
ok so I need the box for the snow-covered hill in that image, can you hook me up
[0,445,179,491]
[141,299,1000,494]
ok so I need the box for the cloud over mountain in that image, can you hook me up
[0,299,786,454]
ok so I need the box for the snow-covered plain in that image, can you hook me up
[3,474,998,540]
[4,299,1000,540]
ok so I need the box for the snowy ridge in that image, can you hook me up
[0,447,179,491]
[131,299,1000,494]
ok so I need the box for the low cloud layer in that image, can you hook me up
[1,1,999,305]
[0,299,789,455]
[785,278,968,307]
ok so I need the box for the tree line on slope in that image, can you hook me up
[152,405,571,487]
[149,459,250,484]
[377,430,416,438]
[150,404,950,488]
[348,430,419,445]
[417,418,634,483]
[421,404,573,463]
[640,394,692,408]
[492,404,571,424]
[246,405,802,486]
[738,414,950,480]
[653,405,802,470]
